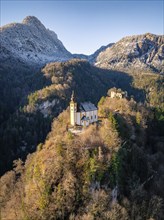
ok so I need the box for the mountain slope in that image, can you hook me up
[95,33,164,74]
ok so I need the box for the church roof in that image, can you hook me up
[79,102,97,112]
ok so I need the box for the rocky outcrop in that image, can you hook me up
[95,33,164,74]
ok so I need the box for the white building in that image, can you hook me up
[110,88,128,99]
[70,92,98,127]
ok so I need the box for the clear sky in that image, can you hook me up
[1,0,163,55]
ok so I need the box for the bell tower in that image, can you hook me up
[70,91,77,126]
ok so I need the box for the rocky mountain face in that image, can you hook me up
[0,16,72,72]
[95,33,164,74]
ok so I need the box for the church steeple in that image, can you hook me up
[71,90,76,102]
[70,91,77,126]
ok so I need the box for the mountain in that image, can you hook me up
[0,16,72,72]
[95,33,164,74]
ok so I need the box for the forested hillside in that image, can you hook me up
[1,92,164,220]
[0,59,135,175]
[0,59,163,176]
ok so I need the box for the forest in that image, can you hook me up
[1,90,164,219]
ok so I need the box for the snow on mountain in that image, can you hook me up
[0,16,72,69]
[95,33,164,74]
[1,17,163,75]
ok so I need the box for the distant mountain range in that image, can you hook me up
[0,16,163,74]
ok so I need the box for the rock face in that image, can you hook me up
[0,16,72,71]
[95,33,164,74]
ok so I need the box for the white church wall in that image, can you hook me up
[86,120,89,126]
[81,120,89,127]
[93,110,98,122]
[76,112,81,125]
[85,110,98,124]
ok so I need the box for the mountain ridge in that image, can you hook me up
[95,33,164,74]
[1,16,163,74]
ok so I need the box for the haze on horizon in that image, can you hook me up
[1,0,163,55]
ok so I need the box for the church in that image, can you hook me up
[70,92,98,127]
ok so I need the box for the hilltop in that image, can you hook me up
[1,92,164,220]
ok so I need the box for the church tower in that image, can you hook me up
[70,91,77,126]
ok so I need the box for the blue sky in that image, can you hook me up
[1,0,163,55]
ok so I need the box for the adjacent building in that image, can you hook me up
[109,88,128,99]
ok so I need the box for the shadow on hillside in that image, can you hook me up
[95,66,146,103]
